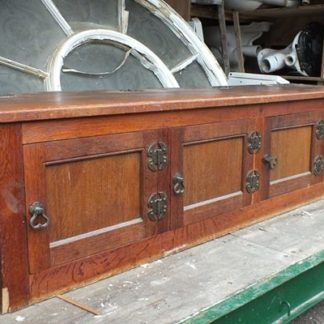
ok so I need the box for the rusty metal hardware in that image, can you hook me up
[246,170,261,194]
[148,192,168,221]
[315,120,324,140]
[147,142,168,172]
[313,155,324,176]
[263,154,278,170]
[173,173,185,195]
[29,202,49,230]
[248,132,262,154]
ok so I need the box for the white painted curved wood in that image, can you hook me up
[47,29,180,90]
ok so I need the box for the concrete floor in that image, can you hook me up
[293,301,324,324]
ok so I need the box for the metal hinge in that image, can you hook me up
[313,155,324,176]
[148,192,168,221]
[147,142,168,172]
[248,132,262,154]
[315,120,324,140]
[246,170,261,194]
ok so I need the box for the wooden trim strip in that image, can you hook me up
[56,295,101,316]
[270,172,311,185]
[184,191,242,211]
[50,218,143,248]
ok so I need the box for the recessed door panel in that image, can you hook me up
[46,152,141,243]
[184,137,243,208]
[178,119,257,226]
[266,112,324,198]
[24,130,166,273]
[270,127,312,182]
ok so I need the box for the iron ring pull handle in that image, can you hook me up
[29,202,49,230]
[173,174,185,195]
[263,154,278,170]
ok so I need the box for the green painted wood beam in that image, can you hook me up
[181,250,324,324]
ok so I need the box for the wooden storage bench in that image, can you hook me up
[1,86,324,312]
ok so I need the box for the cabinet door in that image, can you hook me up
[24,130,169,273]
[265,112,324,198]
[173,119,259,227]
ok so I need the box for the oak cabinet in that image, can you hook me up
[2,87,324,311]
[23,110,324,277]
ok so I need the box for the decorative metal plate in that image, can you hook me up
[148,192,168,222]
[313,155,324,176]
[248,131,262,154]
[246,170,261,194]
[147,142,168,172]
[315,120,324,140]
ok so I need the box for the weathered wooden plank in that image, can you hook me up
[233,11,245,73]
[241,4,324,19]
[164,0,191,21]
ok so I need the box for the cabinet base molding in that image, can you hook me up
[28,183,324,304]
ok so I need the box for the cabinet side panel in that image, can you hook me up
[0,124,29,311]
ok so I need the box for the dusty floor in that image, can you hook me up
[293,301,324,324]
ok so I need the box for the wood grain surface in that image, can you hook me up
[0,86,322,123]
[46,152,141,242]
[165,0,190,20]
[0,125,29,312]
[271,126,312,181]
[184,138,243,205]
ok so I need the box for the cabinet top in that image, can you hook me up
[0,85,324,123]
